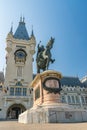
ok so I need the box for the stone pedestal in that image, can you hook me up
[18,70,87,123]
[31,70,62,107]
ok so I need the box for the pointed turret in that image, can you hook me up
[6,23,13,37]
[9,23,13,35]
[30,25,35,41]
[6,23,13,53]
[31,26,34,37]
[31,29,34,37]
[29,26,36,55]
[13,17,29,40]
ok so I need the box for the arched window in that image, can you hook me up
[14,49,27,64]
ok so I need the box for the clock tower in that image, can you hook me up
[5,17,36,89]
[3,17,36,119]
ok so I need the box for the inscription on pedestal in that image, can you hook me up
[43,77,62,94]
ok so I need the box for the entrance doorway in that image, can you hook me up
[7,104,26,119]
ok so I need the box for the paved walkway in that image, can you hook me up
[0,121,87,130]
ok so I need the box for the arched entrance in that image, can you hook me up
[7,104,26,119]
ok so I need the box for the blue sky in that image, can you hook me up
[0,0,87,78]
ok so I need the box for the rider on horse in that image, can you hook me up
[36,37,55,73]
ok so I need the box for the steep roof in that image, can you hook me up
[13,17,29,40]
[60,76,84,87]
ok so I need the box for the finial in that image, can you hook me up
[23,16,25,23]
[20,16,22,22]
[31,25,34,37]
[9,22,13,34]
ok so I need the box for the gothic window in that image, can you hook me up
[10,87,14,96]
[15,88,21,96]
[23,88,27,96]
[17,66,22,77]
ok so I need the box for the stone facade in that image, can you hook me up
[0,17,36,119]
[60,76,87,110]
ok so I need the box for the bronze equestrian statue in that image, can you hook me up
[36,37,55,73]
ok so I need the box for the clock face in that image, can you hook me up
[16,51,25,58]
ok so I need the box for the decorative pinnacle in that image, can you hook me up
[9,22,13,34]
[20,16,22,22]
[23,16,25,23]
[31,25,34,37]
[20,16,25,23]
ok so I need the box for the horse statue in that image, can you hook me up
[36,37,55,73]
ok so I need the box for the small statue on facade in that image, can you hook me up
[36,37,55,73]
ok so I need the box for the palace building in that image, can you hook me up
[0,18,87,120]
[60,76,87,109]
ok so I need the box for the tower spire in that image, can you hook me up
[23,16,25,23]
[31,25,34,37]
[20,16,22,22]
[9,22,13,34]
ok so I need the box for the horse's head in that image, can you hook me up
[46,37,55,49]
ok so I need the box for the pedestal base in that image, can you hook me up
[18,103,87,123]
